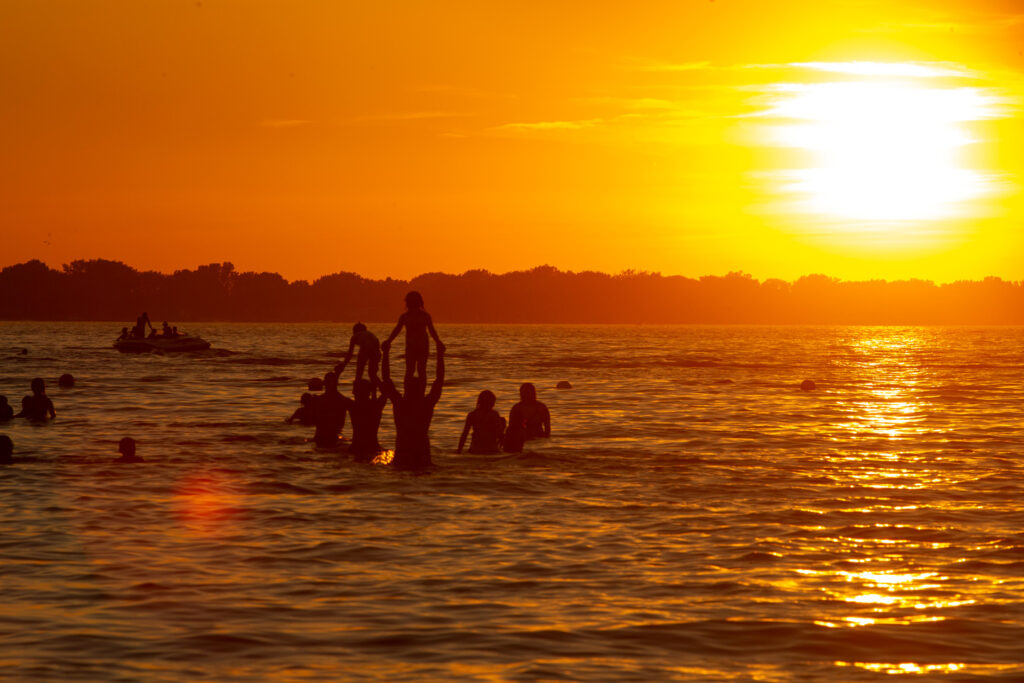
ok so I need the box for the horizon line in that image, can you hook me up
[4,257,1022,287]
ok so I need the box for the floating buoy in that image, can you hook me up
[800,379,816,391]
[58,373,75,388]
[556,381,572,389]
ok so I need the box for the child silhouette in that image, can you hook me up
[382,291,445,380]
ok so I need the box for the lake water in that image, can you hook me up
[1,323,1022,681]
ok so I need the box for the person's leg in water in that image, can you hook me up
[355,353,367,382]
[415,352,427,380]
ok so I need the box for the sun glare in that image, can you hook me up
[764,63,1004,225]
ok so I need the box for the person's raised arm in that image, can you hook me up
[428,347,445,403]
[426,312,446,353]
[456,413,471,454]
[380,343,401,402]
[335,337,357,375]
[381,314,405,350]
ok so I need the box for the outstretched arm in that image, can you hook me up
[380,344,401,402]
[335,337,357,374]
[427,347,445,403]
[457,414,471,454]
[382,314,405,349]
[426,313,445,353]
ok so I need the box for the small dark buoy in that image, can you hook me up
[556,381,573,389]
[308,377,324,392]
[800,379,816,391]
[58,373,75,388]
[19,349,28,355]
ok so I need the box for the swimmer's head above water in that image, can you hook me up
[403,375,426,399]
[353,378,372,400]
[477,390,496,410]
[519,382,537,401]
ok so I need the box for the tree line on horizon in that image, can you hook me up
[2,258,1024,324]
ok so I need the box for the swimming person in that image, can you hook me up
[381,291,445,381]
[346,378,388,462]
[0,396,12,421]
[114,437,144,463]
[334,323,381,388]
[457,390,506,455]
[15,378,56,421]
[286,393,316,425]
[313,371,348,449]
[380,340,444,469]
[504,382,550,453]
[0,435,12,464]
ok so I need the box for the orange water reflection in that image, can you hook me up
[803,331,993,675]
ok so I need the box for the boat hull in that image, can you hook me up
[114,337,211,353]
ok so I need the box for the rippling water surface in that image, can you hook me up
[1,323,1022,681]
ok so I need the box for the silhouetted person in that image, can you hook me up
[346,378,388,462]
[313,371,348,448]
[134,312,154,339]
[0,396,12,421]
[505,383,550,453]
[457,390,506,455]
[16,378,55,421]
[118,327,130,340]
[0,435,12,464]
[114,437,144,463]
[335,323,381,388]
[171,326,180,337]
[286,393,316,425]
[382,291,445,381]
[380,341,444,469]
[161,321,172,337]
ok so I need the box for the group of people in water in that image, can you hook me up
[117,312,183,340]
[1,291,552,468]
[288,290,551,468]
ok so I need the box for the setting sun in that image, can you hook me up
[764,63,1004,226]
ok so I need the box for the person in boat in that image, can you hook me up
[380,340,444,469]
[114,437,144,463]
[381,291,445,381]
[161,321,173,337]
[504,383,550,453]
[286,393,316,425]
[313,372,348,449]
[334,323,381,389]
[0,435,12,465]
[117,327,130,341]
[15,378,56,421]
[133,312,154,339]
[171,326,180,338]
[346,378,388,462]
[0,396,12,421]
[457,390,506,455]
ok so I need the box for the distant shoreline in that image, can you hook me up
[3,259,1024,325]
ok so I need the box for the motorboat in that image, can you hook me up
[114,335,211,353]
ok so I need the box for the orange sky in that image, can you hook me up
[2,0,1023,282]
